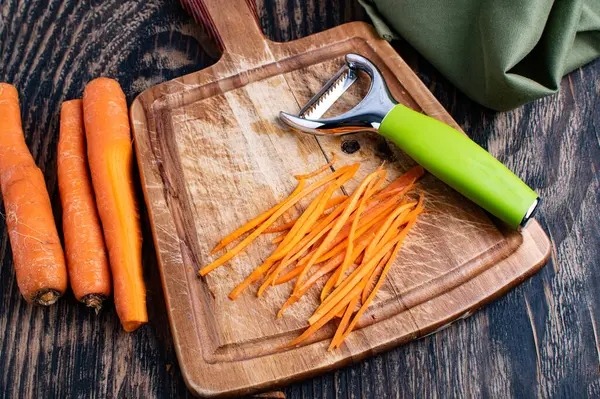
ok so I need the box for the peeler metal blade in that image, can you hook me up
[300,66,358,120]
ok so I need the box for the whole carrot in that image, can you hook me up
[58,99,111,311]
[83,78,147,332]
[0,83,68,305]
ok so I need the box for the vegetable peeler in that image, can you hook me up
[280,54,540,230]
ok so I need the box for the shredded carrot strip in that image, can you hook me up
[268,193,359,277]
[277,236,372,318]
[361,251,391,303]
[200,163,359,276]
[336,173,382,286]
[235,187,331,299]
[284,281,364,348]
[355,252,365,265]
[263,195,346,234]
[384,166,424,193]
[270,175,352,263]
[294,170,386,292]
[329,292,360,350]
[265,220,299,234]
[246,169,356,298]
[270,189,328,258]
[210,180,306,254]
[363,201,412,262]
[319,214,393,302]
[294,154,338,180]
[371,182,415,202]
[308,233,403,325]
[320,267,341,302]
[335,219,418,348]
[259,174,354,292]
[307,199,415,267]
[273,264,305,285]
[257,188,334,296]
[374,193,424,255]
[272,233,285,244]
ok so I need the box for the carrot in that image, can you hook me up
[263,195,347,234]
[363,201,412,262]
[321,265,343,302]
[243,170,354,298]
[83,77,146,332]
[202,163,359,277]
[272,181,395,251]
[250,169,355,297]
[273,264,304,285]
[361,251,391,303]
[384,166,424,193]
[212,180,305,253]
[318,201,414,264]
[374,193,424,253]
[259,177,354,293]
[329,293,360,350]
[271,233,286,244]
[294,170,385,291]
[265,219,301,235]
[294,154,338,180]
[371,183,414,201]
[308,194,411,264]
[308,233,403,325]
[335,220,418,348]
[335,173,381,286]
[284,281,364,348]
[297,206,392,275]
[58,99,111,311]
[255,188,331,296]
[271,177,348,260]
[0,83,68,305]
[279,229,376,317]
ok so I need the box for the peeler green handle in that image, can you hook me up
[379,104,538,229]
[279,53,540,229]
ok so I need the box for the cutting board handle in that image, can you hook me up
[180,0,266,59]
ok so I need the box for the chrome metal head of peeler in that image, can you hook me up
[280,53,397,136]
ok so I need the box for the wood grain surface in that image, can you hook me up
[131,1,549,395]
[0,0,598,397]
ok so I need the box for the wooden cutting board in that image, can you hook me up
[129,0,551,396]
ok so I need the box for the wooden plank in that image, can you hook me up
[0,0,597,397]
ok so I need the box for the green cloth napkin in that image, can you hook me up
[360,0,600,111]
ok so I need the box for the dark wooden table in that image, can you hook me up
[1,0,598,397]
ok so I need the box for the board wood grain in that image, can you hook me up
[2,0,599,398]
[129,0,550,396]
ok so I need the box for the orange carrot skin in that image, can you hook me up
[83,78,147,331]
[58,100,111,308]
[0,83,68,305]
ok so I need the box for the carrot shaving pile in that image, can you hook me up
[202,158,426,350]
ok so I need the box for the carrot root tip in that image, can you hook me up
[33,289,62,306]
[82,294,106,314]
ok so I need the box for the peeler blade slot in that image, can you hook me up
[300,66,358,120]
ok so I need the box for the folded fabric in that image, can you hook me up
[360,0,600,111]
